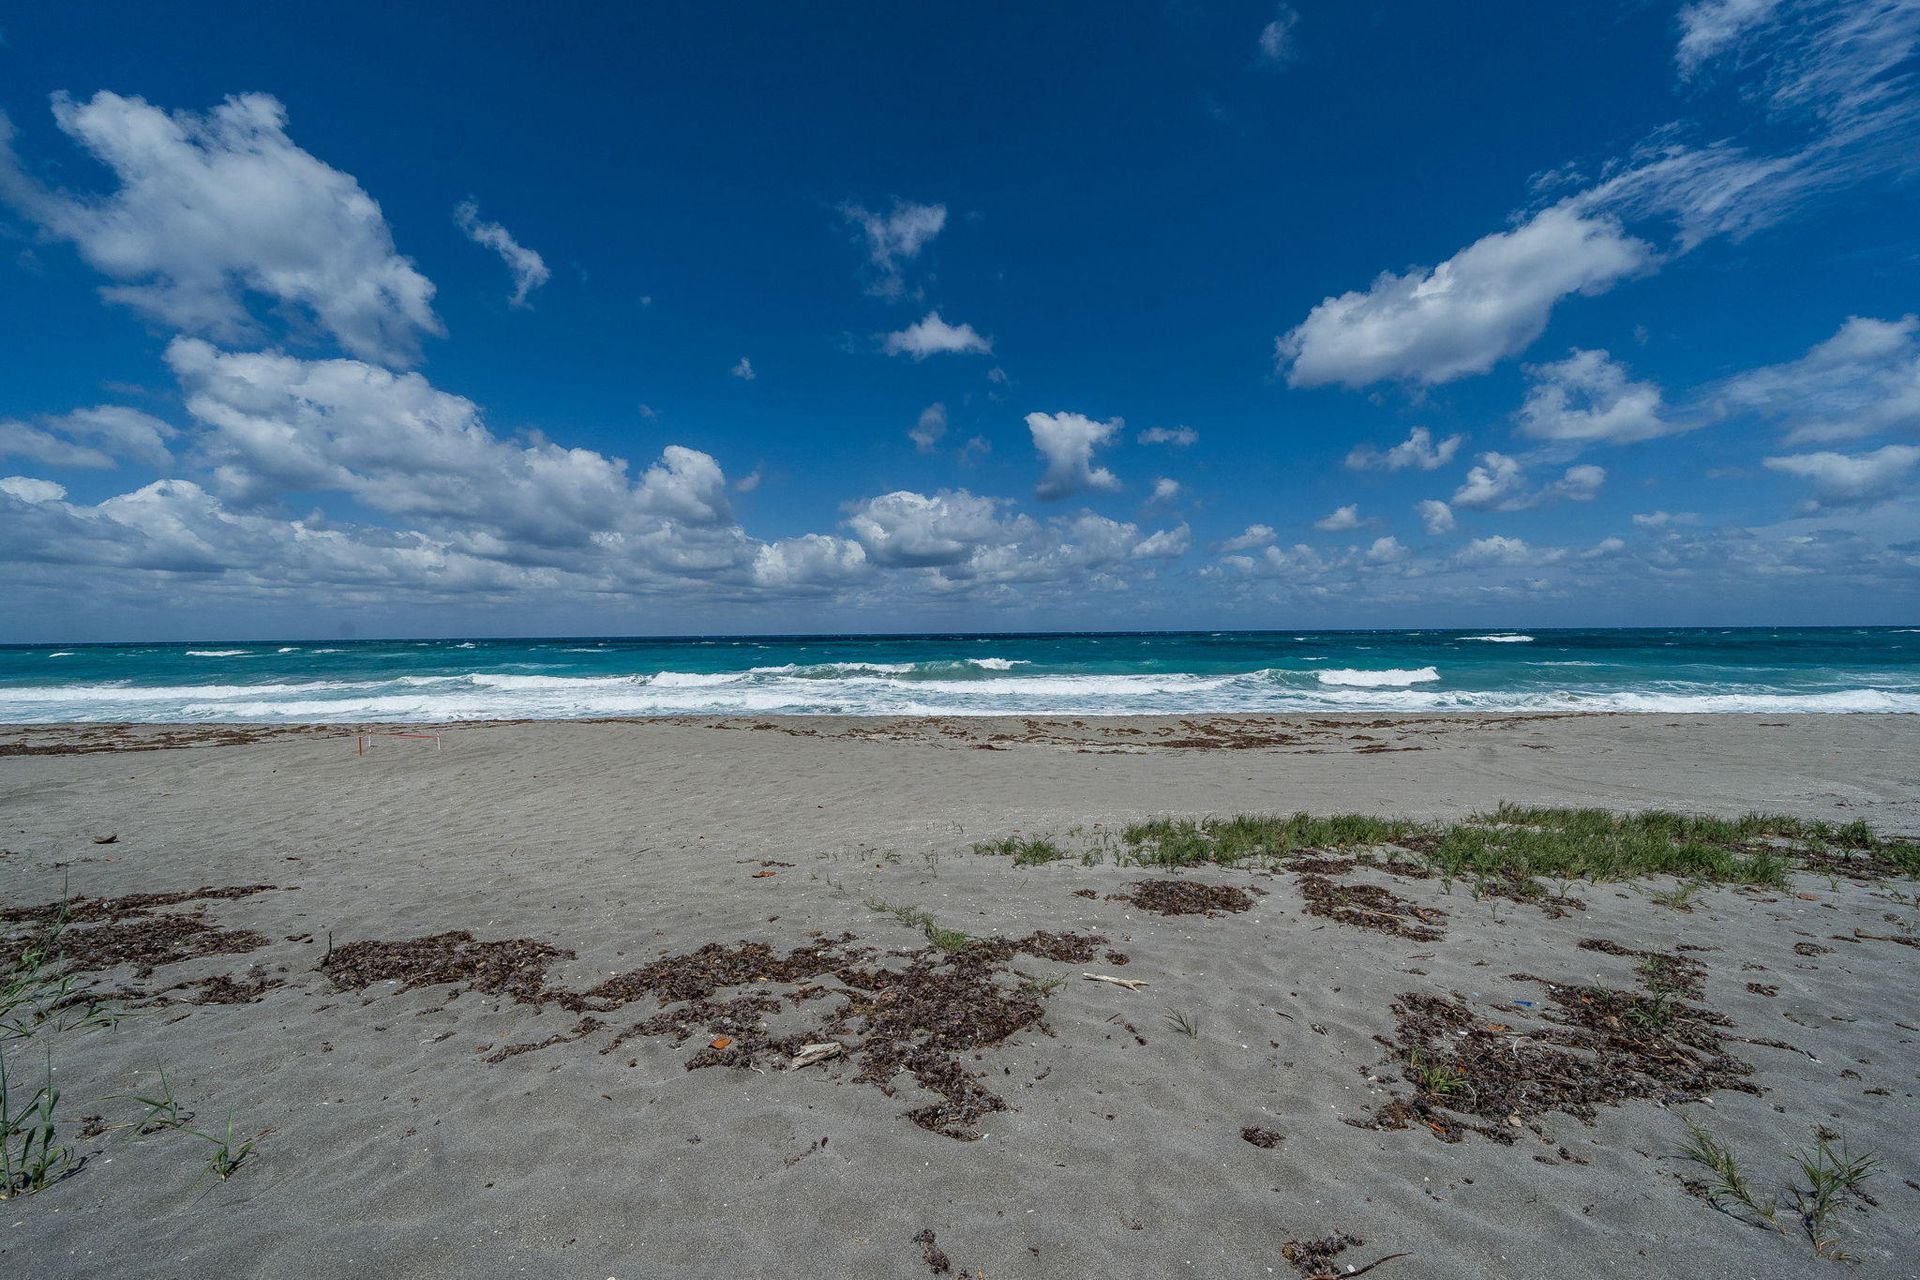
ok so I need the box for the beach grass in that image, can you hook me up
[1099,804,1920,889]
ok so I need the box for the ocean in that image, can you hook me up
[2,628,1918,723]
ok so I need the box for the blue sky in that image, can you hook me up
[1,0,1917,641]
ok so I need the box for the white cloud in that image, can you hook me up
[1591,1,1920,247]
[883,312,993,360]
[1633,510,1698,527]
[1137,425,1198,446]
[454,199,550,308]
[910,402,948,452]
[165,339,743,572]
[1149,476,1181,504]
[1257,5,1299,62]
[1415,499,1455,535]
[734,467,763,493]
[0,405,177,471]
[730,356,756,381]
[751,534,868,589]
[1517,349,1676,444]
[1345,426,1462,471]
[1711,315,1920,444]
[1365,535,1408,564]
[1451,452,1527,510]
[1218,524,1276,552]
[1453,451,1605,511]
[0,92,440,366]
[839,487,1182,586]
[1278,205,1651,388]
[1764,443,1920,507]
[844,489,1006,568]
[1457,535,1548,567]
[1132,524,1191,559]
[1028,411,1123,500]
[1677,0,1784,73]
[1314,503,1363,531]
[841,199,946,298]
[0,476,67,503]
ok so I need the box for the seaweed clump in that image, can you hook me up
[1351,944,1754,1143]
[1110,880,1256,916]
[1296,874,1445,941]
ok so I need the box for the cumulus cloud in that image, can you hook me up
[165,339,744,575]
[1,476,67,504]
[1132,524,1192,558]
[1456,534,1550,567]
[730,356,756,381]
[454,199,550,308]
[0,406,175,470]
[1415,498,1455,535]
[1149,476,1181,505]
[1313,503,1363,532]
[1344,426,1462,471]
[909,402,948,452]
[1137,425,1198,446]
[1710,314,1920,444]
[1764,443,1920,508]
[1366,535,1408,564]
[1218,524,1277,552]
[1278,205,1651,388]
[883,312,993,360]
[1257,5,1299,63]
[840,487,1184,586]
[1452,451,1604,510]
[1516,349,1676,445]
[843,489,1007,568]
[751,533,869,590]
[0,92,440,366]
[841,199,946,298]
[1028,411,1122,501]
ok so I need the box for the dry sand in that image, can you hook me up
[2,713,1917,1278]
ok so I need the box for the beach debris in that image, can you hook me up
[789,1042,843,1069]
[1109,879,1256,917]
[913,1228,952,1274]
[319,930,575,1008]
[1296,874,1445,941]
[1351,944,1756,1143]
[1281,1233,1407,1279]
[751,871,778,879]
[326,926,1103,1140]
[92,834,119,845]
[1083,973,1148,990]
[1240,1125,1285,1148]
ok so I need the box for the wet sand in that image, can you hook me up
[2,713,1917,1278]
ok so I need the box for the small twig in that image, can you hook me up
[1082,973,1149,990]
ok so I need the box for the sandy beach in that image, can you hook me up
[3,713,1918,1278]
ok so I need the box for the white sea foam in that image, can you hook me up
[48,652,73,658]
[1462,634,1534,643]
[186,649,252,658]
[277,647,300,653]
[1315,667,1441,687]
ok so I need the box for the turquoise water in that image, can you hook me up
[1,628,1917,722]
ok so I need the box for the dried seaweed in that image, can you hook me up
[1351,950,1756,1142]
[1297,874,1445,941]
[1111,880,1256,916]
[319,930,575,1007]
